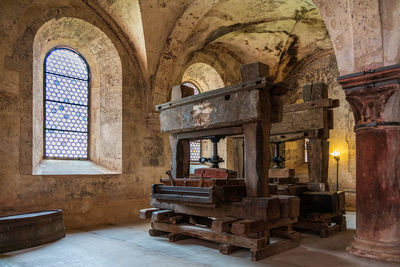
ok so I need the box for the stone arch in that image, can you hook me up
[5,1,145,175]
[181,62,225,92]
[151,0,220,107]
[32,17,122,174]
[313,0,400,75]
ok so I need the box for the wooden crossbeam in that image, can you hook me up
[151,221,268,250]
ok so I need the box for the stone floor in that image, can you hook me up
[0,213,398,267]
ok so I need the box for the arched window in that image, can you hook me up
[183,82,201,162]
[43,47,90,159]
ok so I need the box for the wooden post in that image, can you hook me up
[241,62,272,198]
[306,133,329,186]
[170,135,190,178]
[302,83,330,190]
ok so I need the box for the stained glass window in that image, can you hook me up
[183,82,202,162]
[44,48,89,159]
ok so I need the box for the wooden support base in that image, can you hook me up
[149,228,168,236]
[150,219,300,261]
[169,233,191,242]
[219,244,240,255]
[251,239,301,261]
[294,214,346,238]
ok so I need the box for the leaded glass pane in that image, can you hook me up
[190,140,201,162]
[46,48,88,80]
[45,130,88,159]
[44,48,89,159]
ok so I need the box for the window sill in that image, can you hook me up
[33,159,120,175]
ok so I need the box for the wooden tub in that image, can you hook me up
[0,210,65,253]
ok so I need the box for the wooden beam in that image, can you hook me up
[219,244,241,255]
[211,217,238,233]
[177,126,243,140]
[169,135,190,178]
[283,98,339,113]
[251,239,300,261]
[139,208,159,219]
[244,122,270,197]
[270,132,305,143]
[151,221,268,250]
[231,220,269,236]
[151,198,280,222]
[270,108,325,135]
[151,210,174,222]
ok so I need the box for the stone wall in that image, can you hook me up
[0,0,169,229]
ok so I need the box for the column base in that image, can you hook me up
[347,236,400,263]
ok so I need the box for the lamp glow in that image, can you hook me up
[330,151,340,157]
[330,151,340,191]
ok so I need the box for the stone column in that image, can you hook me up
[338,65,400,263]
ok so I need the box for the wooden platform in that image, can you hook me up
[142,208,300,261]
[295,191,346,238]
[0,210,65,253]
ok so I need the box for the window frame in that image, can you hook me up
[182,81,202,162]
[43,46,91,160]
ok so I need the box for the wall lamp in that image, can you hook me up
[330,151,340,191]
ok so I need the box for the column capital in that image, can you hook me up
[337,64,400,129]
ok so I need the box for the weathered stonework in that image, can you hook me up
[0,0,169,229]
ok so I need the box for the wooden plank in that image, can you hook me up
[158,83,267,133]
[211,217,238,233]
[151,221,268,250]
[268,168,295,178]
[139,208,159,219]
[194,168,236,179]
[251,239,300,261]
[270,132,305,143]
[231,220,269,235]
[151,210,174,222]
[151,198,278,222]
[151,193,215,204]
[152,184,246,204]
[156,78,267,111]
[177,126,243,140]
[270,108,325,135]
[283,98,339,113]
[160,178,246,187]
